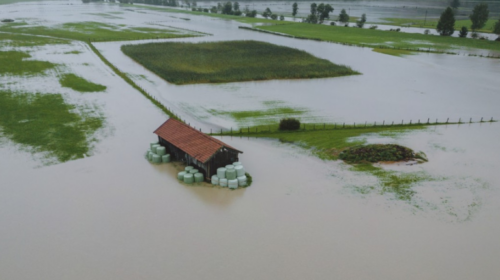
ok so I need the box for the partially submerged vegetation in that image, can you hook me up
[0,51,56,76]
[0,90,104,163]
[339,144,425,163]
[59,74,107,93]
[121,40,359,85]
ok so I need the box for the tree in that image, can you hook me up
[470,3,489,31]
[338,9,349,23]
[221,2,233,15]
[494,18,500,39]
[356,13,366,28]
[262,7,272,19]
[233,2,239,12]
[304,14,318,24]
[450,0,460,9]
[317,4,333,23]
[437,7,455,36]
[246,10,257,18]
[210,6,218,13]
[271,14,278,20]
[280,15,285,21]
[458,26,468,37]
[310,3,317,17]
[292,2,298,18]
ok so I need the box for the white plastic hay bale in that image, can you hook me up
[152,154,161,163]
[211,175,219,185]
[194,173,204,183]
[147,151,153,161]
[219,178,228,187]
[185,166,194,172]
[151,144,160,154]
[226,168,237,180]
[183,173,194,184]
[225,164,235,170]
[234,165,245,177]
[161,154,170,163]
[150,141,159,149]
[189,169,198,174]
[156,146,166,156]
[228,179,238,189]
[217,167,227,179]
[233,162,242,166]
[237,175,247,186]
[177,171,186,180]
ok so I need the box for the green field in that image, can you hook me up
[0,90,104,163]
[0,21,197,42]
[0,33,68,47]
[121,40,359,85]
[0,51,56,76]
[382,17,499,34]
[256,22,500,53]
[59,74,107,93]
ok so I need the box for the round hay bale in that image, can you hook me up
[183,173,194,184]
[156,146,166,156]
[151,144,160,154]
[150,141,159,149]
[225,164,235,170]
[226,169,237,180]
[194,173,204,183]
[219,178,228,187]
[237,175,247,186]
[217,167,227,179]
[234,165,245,177]
[211,175,219,185]
[189,169,198,174]
[152,154,161,163]
[185,166,194,171]
[233,162,242,166]
[177,171,186,180]
[228,179,238,189]
[161,154,170,163]
[147,151,153,161]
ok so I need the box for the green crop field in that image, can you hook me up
[0,51,56,76]
[256,23,500,53]
[59,74,107,93]
[121,40,359,85]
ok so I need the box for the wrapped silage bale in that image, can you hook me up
[156,146,166,156]
[185,166,193,172]
[233,162,242,166]
[150,141,159,149]
[161,154,170,163]
[228,179,238,189]
[183,173,194,184]
[226,168,237,180]
[147,151,153,161]
[211,175,219,185]
[152,154,161,163]
[225,164,235,170]
[217,167,227,179]
[219,178,228,187]
[194,173,204,183]
[189,169,198,174]
[151,144,160,154]
[177,171,186,180]
[234,165,245,177]
[237,175,247,186]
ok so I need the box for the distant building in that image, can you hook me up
[154,119,243,180]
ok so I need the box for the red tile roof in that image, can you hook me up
[154,119,242,163]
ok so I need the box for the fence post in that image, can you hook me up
[374,122,376,127]
[446,118,449,124]
[402,120,404,125]
[231,128,232,135]
[481,117,483,122]
[343,123,345,128]
[324,123,325,130]
[383,120,385,126]
[220,129,222,135]
[354,122,356,128]
[469,118,472,123]
[391,121,394,126]
[491,117,494,122]
[459,118,461,124]
[427,118,430,124]
[365,121,367,127]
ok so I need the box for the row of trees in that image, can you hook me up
[437,3,500,38]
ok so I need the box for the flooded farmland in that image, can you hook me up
[1,1,500,280]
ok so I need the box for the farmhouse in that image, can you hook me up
[154,119,243,181]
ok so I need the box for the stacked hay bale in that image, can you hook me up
[177,165,204,185]
[146,141,170,163]
[212,162,248,189]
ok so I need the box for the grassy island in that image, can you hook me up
[339,144,421,163]
[121,40,359,85]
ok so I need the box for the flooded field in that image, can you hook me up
[1,1,500,280]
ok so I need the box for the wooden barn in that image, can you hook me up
[154,119,243,181]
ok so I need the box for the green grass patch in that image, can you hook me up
[64,50,81,55]
[0,90,104,163]
[0,50,56,76]
[0,21,196,42]
[0,32,68,47]
[256,22,500,53]
[59,74,107,93]
[373,48,415,57]
[382,17,499,34]
[121,40,359,85]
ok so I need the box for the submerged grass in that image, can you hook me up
[0,21,196,42]
[0,90,104,163]
[256,22,500,53]
[0,32,68,47]
[209,105,308,126]
[122,40,359,85]
[373,48,415,57]
[59,73,106,93]
[0,50,56,76]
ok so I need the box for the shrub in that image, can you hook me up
[279,118,301,131]
[424,29,430,35]
[330,22,336,26]
[459,26,468,38]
